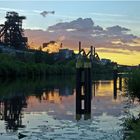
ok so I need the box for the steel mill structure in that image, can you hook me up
[0,11,27,49]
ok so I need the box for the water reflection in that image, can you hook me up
[0,96,26,131]
[0,76,75,132]
[113,76,123,100]
[0,76,125,136]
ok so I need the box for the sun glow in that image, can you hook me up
[74,47,140,65]
[98,51,140,65]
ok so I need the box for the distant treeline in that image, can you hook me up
[0,49,128,77]
[0,52,76,77]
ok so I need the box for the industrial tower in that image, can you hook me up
[0,12,27,49]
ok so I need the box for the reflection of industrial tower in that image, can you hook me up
[0,96,27,131]
[0,12,27,49]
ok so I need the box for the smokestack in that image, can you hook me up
[94,47,95,56]
[79,41,81,53]
[91,46,93,56]
[60,43,63,48]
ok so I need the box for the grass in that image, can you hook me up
[125,69,140,100]
[0,53,75,77]
[124,69,140,140]
[123,115,140,140]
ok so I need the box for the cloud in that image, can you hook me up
[48,18,94,32]
[53,14,78,20]
[33,10,42,13]
[42,41,61,53]
[0,7,24,12]
[106,25,130,34]
[97,48,132,55]
[90,12,126,17]
[25,18,140,53]
[66,29,77,32]
[40,11,55,17]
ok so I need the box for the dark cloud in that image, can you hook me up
[106,25,130,35]
[25,18,140,52]
[40,11,55,17]
[48,18,94,32]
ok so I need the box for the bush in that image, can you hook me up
[0,54,76,77]
[125,69,140,100]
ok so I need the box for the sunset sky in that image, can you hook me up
[0,1,140,65]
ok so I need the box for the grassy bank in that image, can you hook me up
[125,69,140,100]
[124,115,140,140]
[0,50,124,77]
[0,53,75,77]
[124,69,140,140]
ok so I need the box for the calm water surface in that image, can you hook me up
[0,76,139,140]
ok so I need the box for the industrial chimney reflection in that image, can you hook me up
[0,96,27,131]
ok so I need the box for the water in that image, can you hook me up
[0,76,139,140]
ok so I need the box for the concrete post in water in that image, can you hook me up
[76,42,92,120]
[113,65,118,100]
[84,60,92,114]
[113,77,117,100]
[76,56,83,116]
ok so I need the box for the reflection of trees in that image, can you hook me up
[36,86,74,103]
[0,76,75,131]
[0,96,27,132]
[33,76,75,102]
[95,81,100,91]
[59,86,73,96]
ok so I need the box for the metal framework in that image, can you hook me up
[0,12,27,49]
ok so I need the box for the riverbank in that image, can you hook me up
[0,50,133,78]
[0,53,75,77]
[124,69,140,140]
[125,69,140,99]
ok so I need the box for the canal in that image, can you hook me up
[0,76,139,140]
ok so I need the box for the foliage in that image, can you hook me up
[0,50,126,77]
[92,62,115,74]
[0,53,75,77]
[125,69,140,100]
[123,115,140,140]
[0,76,75,98]
[124,69,140,140]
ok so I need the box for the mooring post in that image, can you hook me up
[119,76,122,91]
[76,43,92,120]
[113,65,118,100]
[76,54,83,115]
[84,60,92,114]
[113,77,117,100]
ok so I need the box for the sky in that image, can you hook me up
[0,1,140,35]
[0,1,140,65]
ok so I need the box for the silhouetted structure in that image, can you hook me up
[113,68,123,100]
[0,12,27,49]
[76,42,93,120]
[113,65,118,100]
